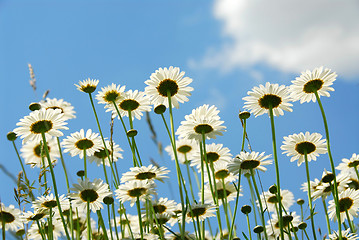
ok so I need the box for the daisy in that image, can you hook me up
[14,108,68,144]
[345,169,359,190]
[205,161,238,183]
[120,165,170,183]
[186,202,216,222]
[243,82,293,117]
[191,143,232,170]
[112,214,140,236]
[337,153,359,173]
[32,193,70,213]
[20,137,60,168]
[40,98,76,120]
[62,129,102,159]
[96,83,126,105]
[167,203,184,227]
[75,78,99,93]
[327,228,359,240]
[176,104,226,141]
[115,180,156,206]
[21,209,48,223]
[106,89,151,120]
[202,181,240,205]
[290,67,337,103]
[281,132,327,166]
[165,138,198,164]
[27,218,65,240]
[151,197,177,215]
[328,188,359,223]
[69,178,111,213]
[266,212,300,239]
[258,189,294,213]
[0,203,23,231]
[312,172,349,200]
[228,151,272,175]
[130,233,160,240]
[301,178,321,200]
[145,66,193,108]
[88,140,123,166]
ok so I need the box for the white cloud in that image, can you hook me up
[195,0,359,80]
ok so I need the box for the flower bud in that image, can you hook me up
[241,205,252,214]
[154,105,166,114]
[7,132,17,141]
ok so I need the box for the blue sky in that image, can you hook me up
[1,0,359,236]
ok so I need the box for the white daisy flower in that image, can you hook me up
[106,89,152,120]
[202,181,241,206]
[345,169,359,190]
[228,151,272,175]
[20,137,60,168]
[301,178,321,200]
[336,153,359,173]
[191,143,232,170]
[167,203,184,227]
[258,189,294,213]
[311,171,349,200]
[115,180,156,207]
[69,178,111,213]
[281,132,327,166]
[21,209,48,223]
[14,108,68,144]
[0,203,23,231]
[75,78,99,93]
[205,161,238,183]
[176,104,226,141]
[40,98,76,120]
[112,214,140,237]
[62,129,102,159]
[327,228,359,240]
[88,140,123,166]
[151,197,177,215]
[186,202,216,222]
[165,138,198,164]
[27,218,65,240]
[96,83,126,105]
[328,188,359,223]
[266,212,300,239]
[120,164,169,183]
[243,82,293,117]
[32,193,70,213]
[290,67,337,103]
[145,66,193,108]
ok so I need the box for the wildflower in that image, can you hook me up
[96,83,126,104]
[186,202,216,222]
[266,212,300,239]
[243,82,292,117]
[75,78,99,93]
[228,151,272,175]
[27,218,65,240]
[202,181,240,205]
[336,153,359,173]
[191,143,232,170]
[165,138,198,164]
[258,189,294,213]
[115,180,156,206]
[328,188,359,223]
[0,203,23,231]
[32,193,70,213]
[21,210,48,223]
[40,98,76,120]
[14,108,68,143]
[145,66,193,108]
[206,161,238,183]
[327,228,359,240]
[151,197,177,215]
[176,104,226,141]
[62,129,102,159]
[120,165,170,183]
[290,67,337,103]
[281,132,327,166]
[106,90,152,120]
[69,178,111,213]
[88,140,123,166]
[20,137,60,168]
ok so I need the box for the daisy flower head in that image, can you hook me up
[228,151,272,175]
[21,137,60,168]
[115,180,156,206]
[176,104,226,141]
[243,82,293,117]
[266,212,300,239]
[290,67,337,103]
[0,203,23,231]
[14,108,68,144]
[75,78,99,93]
[120,164,169,183]
[69,178,111,213]
[88,140,123,166]
[32,193,70,213]
[202,181,241,206]
[191,143,232,170]
[205,161,238,183]
[337,153,359,173]
[145,66,193,108]
[27,218,64,240]
[106,89,152,120]
[165,138,198,164]
[301,178,321,200]
[40,98,76,120]
[312,171,349,200]
[112,214,140,236]
[21,209,48,223]
[62,129,102,159]
[281,132,327,166]
[151,197,177,215]
[328,188,359,223]
[258,189,294,213]
[96,83,126,105]
[186,202,216,222]
[327,228,359,240]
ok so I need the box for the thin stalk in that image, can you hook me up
[136,196,144,240]
[106,205,114,240]
[102,159,110,186]
[87,200,91,240]
[41,154,48,191]
[304,152,317,240]
[2,218,5,240]
[268,106,284,240]
[41,132,71,240]
[111,203,120,240]
[97,210,109,240]
[221,179,231,232]
[241,119,247,152]
[345,210,355,233]
[36,220,46,240]
[314,91,342,236]
[185,160,196,201]
[84,149,87,179]
[245,213,252,240]
[229,170,242,240]
[246,174,259,226]
[11,141,30,184]
[56,137,70,190]
[48,208,53,240]
[321,197,331,235]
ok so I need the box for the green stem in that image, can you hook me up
[268,106,284,240]
[57,137,70,191]
[111,204,120,240]
[229,170,242,240]
[40,132,71,240]
[241,119,247,152]
[84,149,87,179]
[185,160,196,201]
[36,220,46,240]
[304,153,317,240]
[136,197,144,240]
[97,210,109,240]
[345,209,355,233]
[245,213,252,240]
[2,218,5,240]
[246,174,259,227]
[48,207,53,240]
[321,197,331,236]
[87,200,91,240]
[106,205,114,240]
[314,91,342,237]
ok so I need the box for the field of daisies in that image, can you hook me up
[1,66,358,240]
